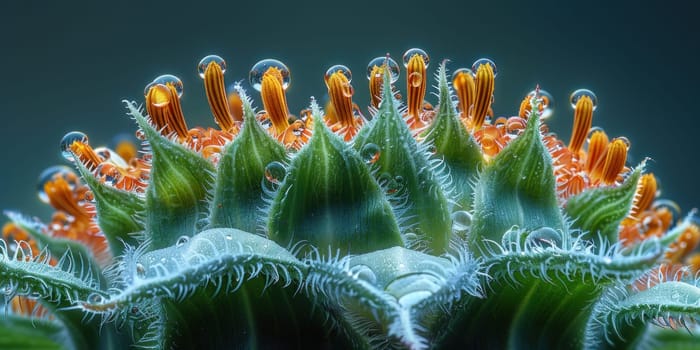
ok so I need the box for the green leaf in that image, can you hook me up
[566,165,642,246]
[267,102,403,255]
[0,315,65,350]
[423,63,483,212]
[73,161,144,255]
[470,107,564,256]
[353,73,451,254]
[126,102,215,250]
[208,88,287,232]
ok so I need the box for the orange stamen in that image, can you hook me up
[471,63,495,130]
[260,67,290,135]
[594,138,628,184]
[585,130,609,173]
[406,53,427,129]
[69,141,103,169]
[204,62,238,132]
[631,174,657,218]
[44,177,88,220]
[326,71,357,140]
[454,70,476,123]
[146,84,189,139]
[568,95,594,153]
[368,65,384,109]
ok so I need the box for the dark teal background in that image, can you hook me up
[1,0,697,219]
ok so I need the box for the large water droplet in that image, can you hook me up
[60,131,89,162]
[264,161,287,184]
[176,235,190,247]
[569,89,598,111]
[198,55,227,79]
[152,74,184,97]
[366,56,400,83]
[451,211,472,231]
[527,89,555,119]
[249,59,291,92]
[471,58,498,77]
[325,64,352,83]
[37,166,75,203]
[525,227,562,249]
[87,293,104,304]
[360,143,381,164]
[402,48,430,68]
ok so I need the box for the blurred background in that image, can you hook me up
[0,0,697,220]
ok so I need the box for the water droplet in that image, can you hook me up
[197,54,227,78]
[225,234,233,240]
[135,263,146,278]
[402,48,430,68]
[37,166,75,203]
[615,136,631,150]
[342,83,354,98]
[148,84,172,107]
[249,59,291,92]
[471,58,498,77]
[152,74,184,98]
[60,131,89,162]
[366,56,400,83]
[408,72,423,87]
[360,143,381,164]
[569,89,598,111]
[176,235,190,247]
[264,161,287,184]
[325,64,352,83]
[87,293,104,304]
[527,89,555,119]
[526,227,562,249]
[452,211,472,231]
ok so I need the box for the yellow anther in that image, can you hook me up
[146,83,189,139]
[471,63,495,130]
[631,174,657,218]
[368,65,384,109]
[326,71,356,131]
[586,130,609,173]
[453,70,476,122]
[406,54,427,129]
[568,95,594,153]
[260,67,291,135]
[204,62,238,133]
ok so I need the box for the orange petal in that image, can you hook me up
[568,95,594,153]
[471,63,495,130]
[406,54,427,129]
[260,67,290,135]
[585,130,609,173]
[204,61,238,132]
[453,70,476,123]
[631,173,657,218]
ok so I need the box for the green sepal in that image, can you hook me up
[470,108,564,256]
[586,282,700,350]
[565,165,642,246]
[208,89,287,232]
[73,161,144,255]
[267,103,402,255]
[126,102,215,250]
[422,63,483,212]
[353,73,451,254]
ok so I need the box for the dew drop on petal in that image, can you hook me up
[471,58,498,78]
[152,74,184,98]
[408,72,423,87]
[402,48,430,68]
[264,161,287,184]
[569,89,598,111]
[225,234,233,240]
[360,143,381,164]
[197,55,227,79]
[249,59,291,92]
[451,211,472,231]
[176,235,190,247]
[60,131,89,162]
[37,166,75,203]
[366,56,400,83]
[325,64,352,83]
